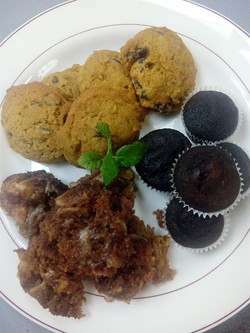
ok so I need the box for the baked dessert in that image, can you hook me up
[182,90,239,143]
[58,86,147,166]
[172,145,241,213]
[1,82,71,163]
[0,170,68,238]
[1,169,174,318]
[165,197,225,250]
[218,142,250,195]
[119,26,196,113]
[42,64,81,100]
[77,50,137,103]
[135,128,191,192]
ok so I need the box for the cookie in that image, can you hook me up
[42,64,81,100]
[1,82,71,163]
[77,50,137,103]
[58,86,147,166]
[120,26,196,113]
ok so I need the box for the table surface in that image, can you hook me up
[0,0,249,332]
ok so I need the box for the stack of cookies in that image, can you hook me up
[1,27,196,165]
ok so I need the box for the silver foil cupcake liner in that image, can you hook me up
[134,171,174,194]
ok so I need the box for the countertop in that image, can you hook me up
[0,0,249,332]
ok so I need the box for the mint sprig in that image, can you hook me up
[115,141,147,167]
[77,122,146,187]
[77,151,102,170]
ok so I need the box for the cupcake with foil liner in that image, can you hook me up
[164,197,230,253]
[170,144,243,218]
[181,87,243,145]
[217,141,250,199]
[135,128,191,192]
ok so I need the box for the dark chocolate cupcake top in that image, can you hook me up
[172,145,241,213]
[218,142,250,194]
[182,90,239,143]
[165,197,225,249]
[135,128,191,192]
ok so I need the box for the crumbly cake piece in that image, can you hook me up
[0,169,174,317]
[0,170,68,238]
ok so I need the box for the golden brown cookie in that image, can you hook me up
[1,82,71,163]
[58,86,147,166]
[42,64,81,100]
[77,50,137,102]
[120,26,196,113]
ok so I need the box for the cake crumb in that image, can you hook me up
[154,209,166,228]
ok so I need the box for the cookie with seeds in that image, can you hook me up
[1,81,71,163]
[43,64,81,100]
[58,86,147,166]
[77,50,138,103]
[120,26,196,113]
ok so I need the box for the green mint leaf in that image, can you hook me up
[115,141,147,167]
[77,151,102,170]
[101,152,119,187]
[96,122,110,139]
[96,121,113,154]
[78,122,146,187]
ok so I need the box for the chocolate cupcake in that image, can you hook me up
[165,197,226,251]
[218,142,250,195]
[182,90,239,143]
[135,129,191,192]
[172,145,241,214]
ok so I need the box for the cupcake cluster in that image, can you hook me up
[136,90,250,252]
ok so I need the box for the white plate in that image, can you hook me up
[0,0,250,332]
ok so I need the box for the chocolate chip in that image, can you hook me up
[140,91,149,100]
[126,47,148,61]
[111,57,122,65]
[138,57,145,64]
[145,62,154,69]
[155,29,165,35]
[30,100,41,106]
[153,104,168,113]
[63,113,68,124]
[52,76,59,84]
[133,79,143,89]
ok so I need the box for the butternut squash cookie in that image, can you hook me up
[1,82,71,163]
[120,26,196,113]
[42,64,81,100]
[77,50,137,103]
[58,86,147,166]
